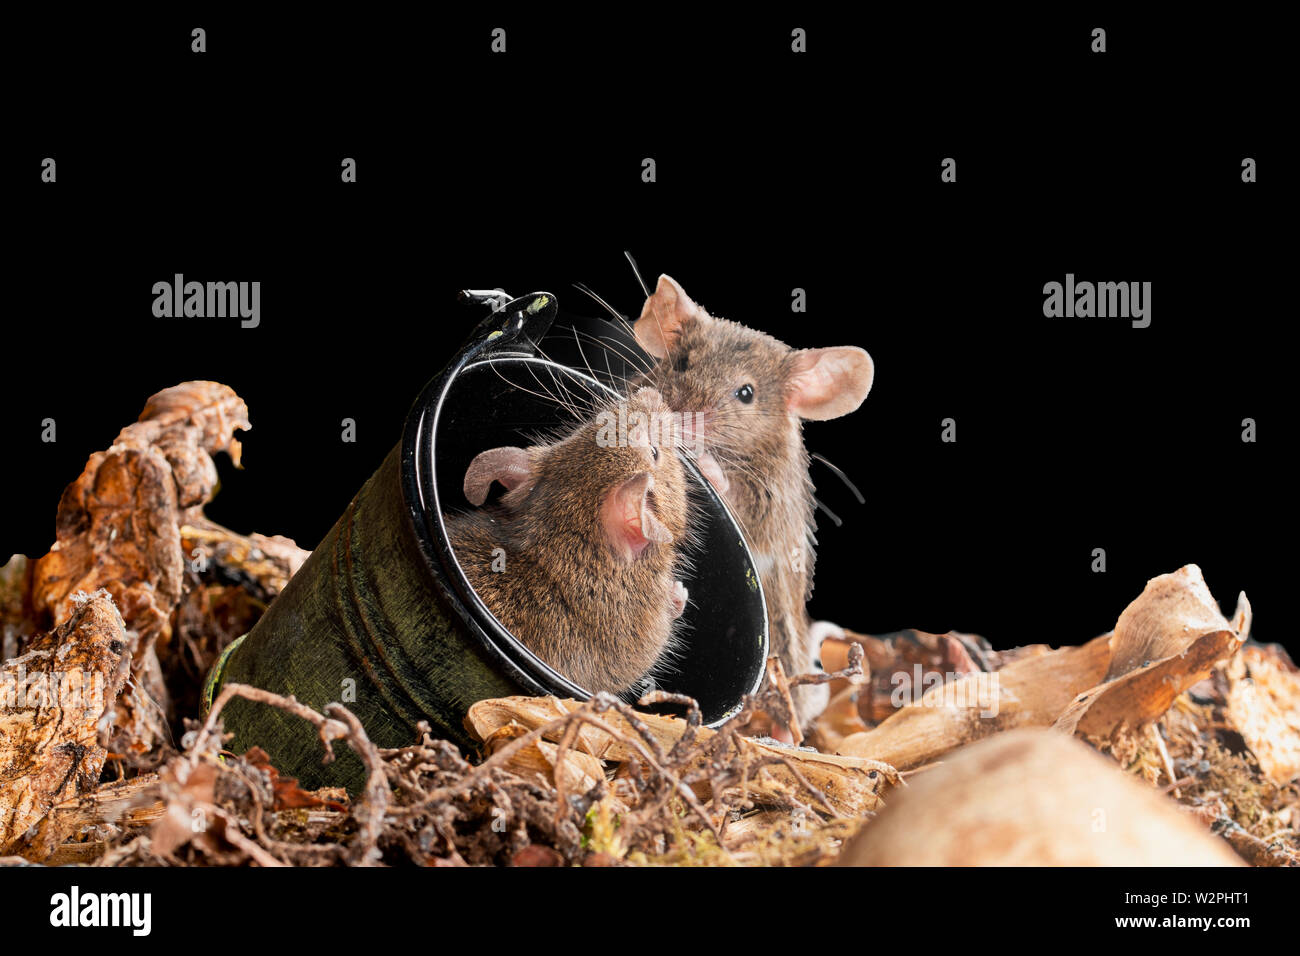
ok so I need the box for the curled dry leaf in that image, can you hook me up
[480,721,608,796]
[466,695,897,817]
[34,382,251,627]
[838,728,1244,866]
[1105,564,1250,681]
[30,382,252,757]
[737,740,894,817]
[1054,630,1243,741]
[1225,645,1300,785]
[1054,565,1251,743]
[836,633,1112,770]
[0,590,132,859]
[468,696,674,761]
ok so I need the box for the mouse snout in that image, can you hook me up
[632,386,664,407]
[630,386,669,422]
[622,389,681,462]
[678,408,713,454]
[628,440,657,470]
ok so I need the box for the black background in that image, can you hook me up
[6,10,1289,659]
[2,5,1292,931]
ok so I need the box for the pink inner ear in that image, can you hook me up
[633,274,704,359]
[787,346,875,421]
[463,446,534,506]
[601,472,671,561]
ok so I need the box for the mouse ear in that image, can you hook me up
[787,347,875,421]
[633,274,708,359]
[601,472,672,561]
[463,446,536,506]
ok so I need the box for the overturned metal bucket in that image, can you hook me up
[204,292,769,791]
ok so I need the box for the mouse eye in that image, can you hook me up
[650,445,659,461]
[734,383,755,404]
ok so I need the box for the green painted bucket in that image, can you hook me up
[204,292,769,791]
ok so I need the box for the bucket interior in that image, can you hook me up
[427,354,768,725]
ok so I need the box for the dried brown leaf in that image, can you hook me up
[1055,566,1250,743]
[243,746,348,812]
[1106,564,1249,681]
[467,695,896,816]
[30,382,251,757]
[1055,630,1244,740]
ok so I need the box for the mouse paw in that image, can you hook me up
[669,580,688,619]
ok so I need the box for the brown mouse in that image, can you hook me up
[444,386,692,694]
[630,275,873,726]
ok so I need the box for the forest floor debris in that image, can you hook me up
[1,382,1297,866]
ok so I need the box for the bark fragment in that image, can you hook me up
[0,590,132,859]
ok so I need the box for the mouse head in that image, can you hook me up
[462,387,689,563]
[632,274,874,485]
